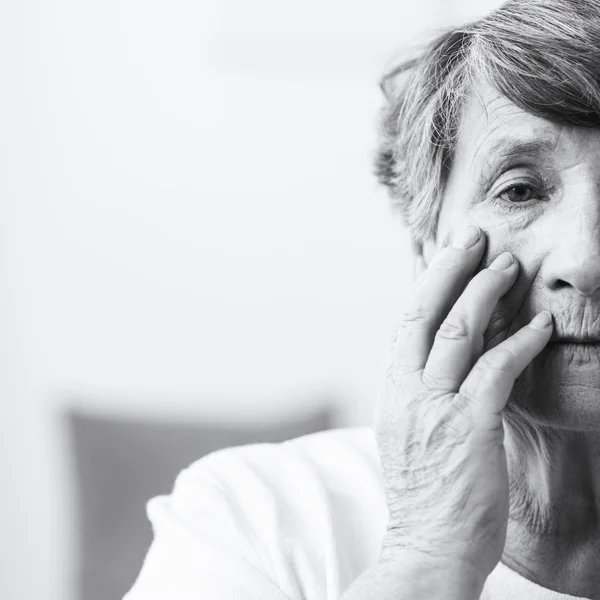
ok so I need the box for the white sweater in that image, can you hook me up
[124,427,590,600]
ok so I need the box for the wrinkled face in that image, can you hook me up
[424,82,600,430]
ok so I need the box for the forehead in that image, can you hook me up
[455,82,600,174]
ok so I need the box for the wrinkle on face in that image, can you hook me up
[432,80,600,428]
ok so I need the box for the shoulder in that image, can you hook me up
[178,426,386,536]
[169,425,387,555]
[190,425,382,491]
[131,427,387,599]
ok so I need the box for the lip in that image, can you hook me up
[542,342,600,369]
[545,340,600,354]
[550,340,600,344]
[549,335,600,344]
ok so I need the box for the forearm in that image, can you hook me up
[340,552,488,600]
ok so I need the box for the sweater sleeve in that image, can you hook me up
[122,449,297,600]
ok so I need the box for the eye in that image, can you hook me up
[490,177,552,214]
[497,183,538,204]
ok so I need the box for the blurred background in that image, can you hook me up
[2,0,503,598]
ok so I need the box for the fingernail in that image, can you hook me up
[489,252,514,270]
[451,225,481,249]
[530,311,553,329]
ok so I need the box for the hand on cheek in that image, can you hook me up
[424,223,543,354]
[476,230,542,353]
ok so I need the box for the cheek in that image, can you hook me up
[439,208,547,344]
[436,197,546,283]
[480,225,546,283]
[480,227,526,270]
[480,218,549,345]
[465,204,543,273]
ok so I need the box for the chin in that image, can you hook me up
[505,343,600,431]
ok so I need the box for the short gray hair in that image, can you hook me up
[376,0,600,243]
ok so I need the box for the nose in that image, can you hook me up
[543,203,600,296]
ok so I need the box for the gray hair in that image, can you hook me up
[376,0,600,527]
[376,0,600,244]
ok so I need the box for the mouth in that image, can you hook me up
[539,334,600,367]
[549,336,600,345]
[546,337,600,353]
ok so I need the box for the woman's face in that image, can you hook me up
[425,82,600,429]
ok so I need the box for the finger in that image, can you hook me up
[458,311,553,418]
[422,252,519,391]
[392,224,485,380]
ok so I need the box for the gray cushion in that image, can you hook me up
[64,406,333,600]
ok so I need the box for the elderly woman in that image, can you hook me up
[124,1,600,599]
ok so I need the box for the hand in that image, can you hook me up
[375,224,553,581]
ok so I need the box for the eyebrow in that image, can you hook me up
[481,136,556,162]
[474,135,556,186]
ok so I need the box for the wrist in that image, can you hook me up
[377,547,490,600]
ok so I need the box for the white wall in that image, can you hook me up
[2,1,504,599]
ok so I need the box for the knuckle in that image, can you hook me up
[457,378,479,405]
[389,359,422,386]
[478,345,518,374]
[450,392,475,422]
[431,249,462,272]
[436,311,471,341]
[421,369,454,392]
[396,306,431,330]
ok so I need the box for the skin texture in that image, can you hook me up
[415,82,600,598]
[342,223,554,600]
